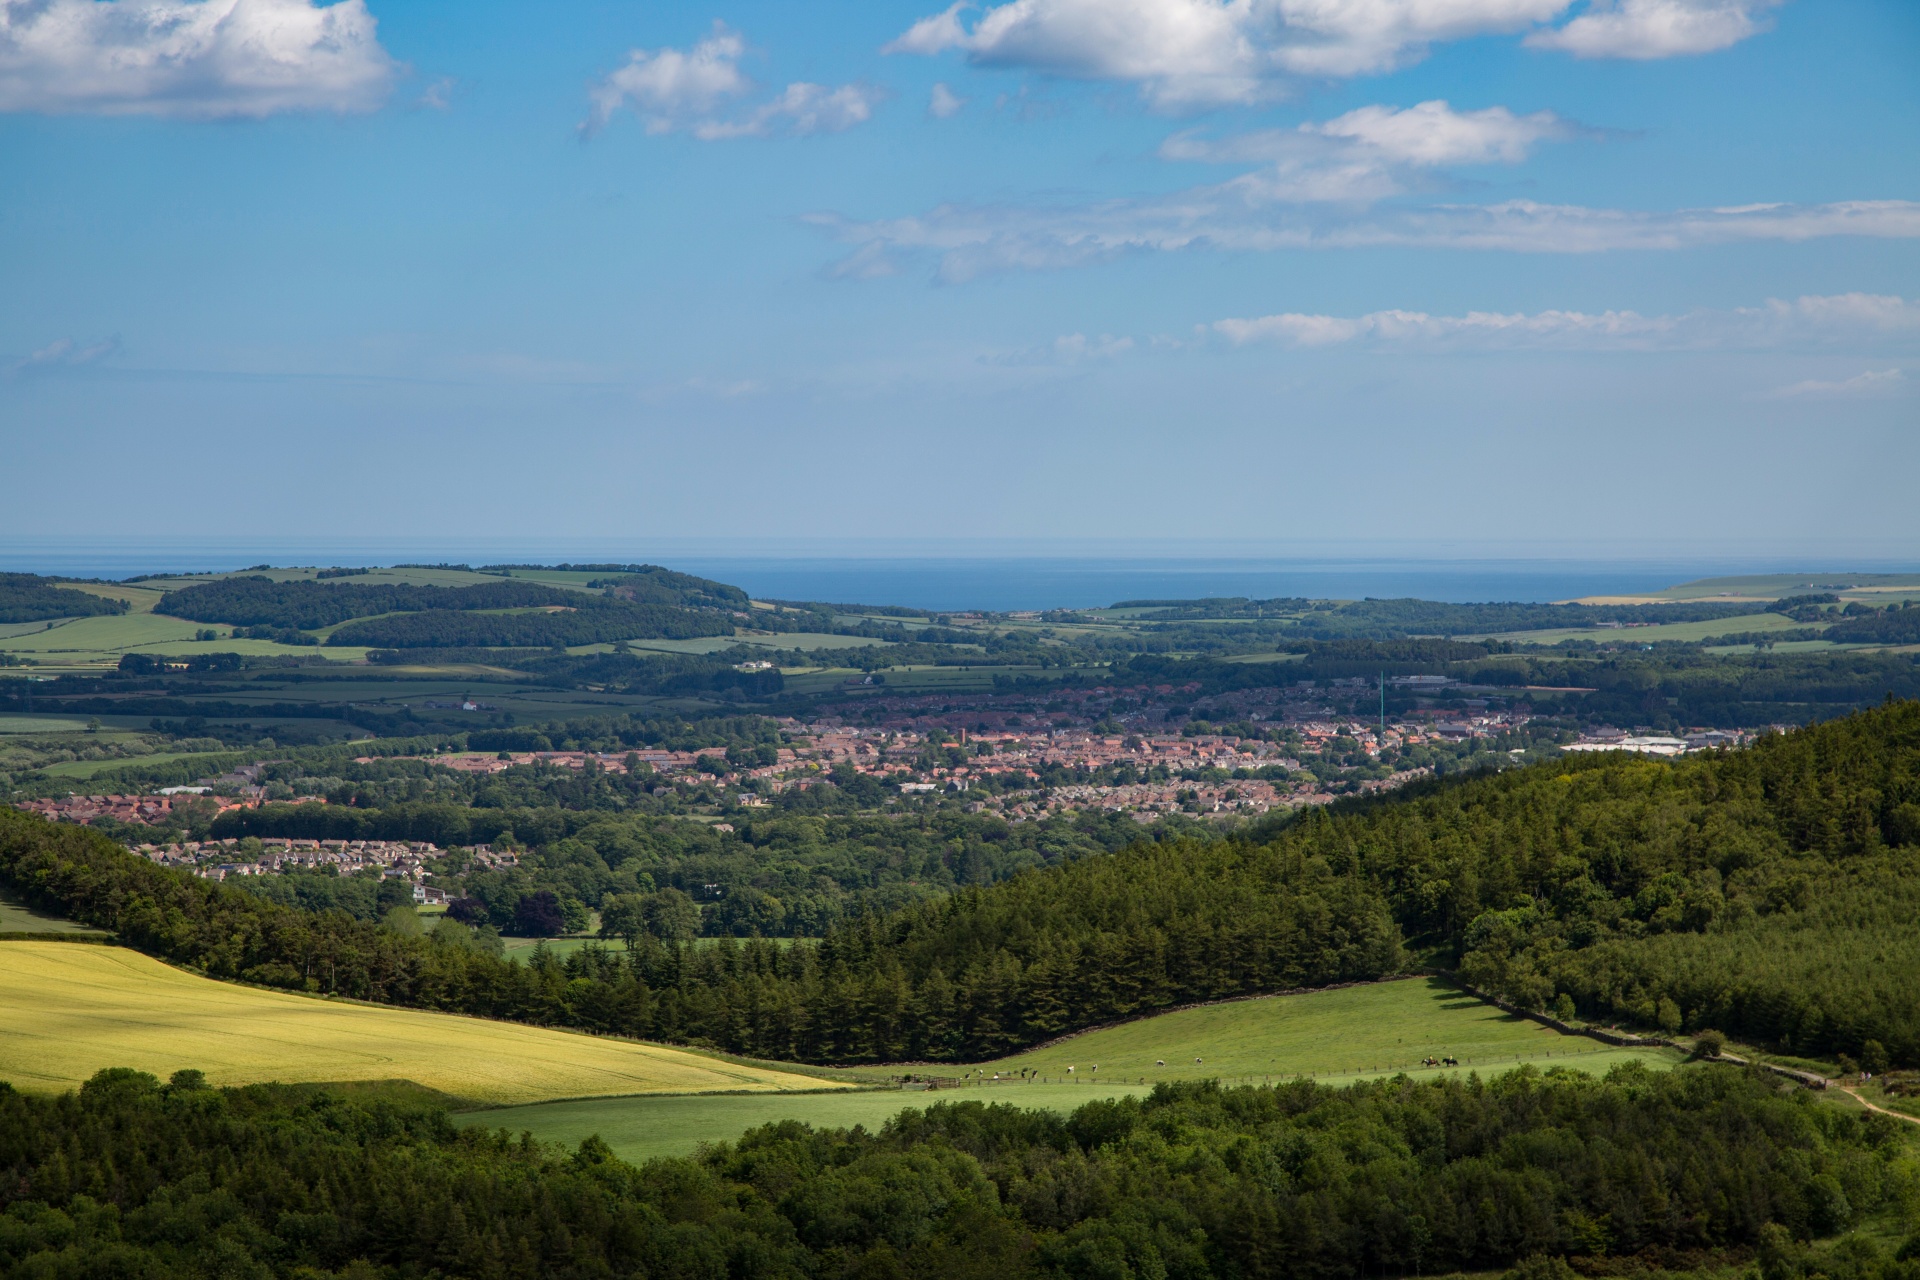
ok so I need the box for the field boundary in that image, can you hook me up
[456,1084,882,1115]
[1434,972,1677,1049]
[0,931,117,945]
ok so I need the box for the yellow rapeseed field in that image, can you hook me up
[0,942,849,1104]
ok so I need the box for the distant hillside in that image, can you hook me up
[0,574,129,624]
[1113,596,1765,636]
[156,570,742,647]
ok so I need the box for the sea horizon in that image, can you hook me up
[2,537,1914,612]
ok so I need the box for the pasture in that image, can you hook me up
[0,941,856,1104]
[464,1083,1151,1164]
[973,976,1677,1084]
[0,890,109,937]
[471,977,1681,1164]
[0,611,367,668]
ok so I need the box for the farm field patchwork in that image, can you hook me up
[473,977,1681,1164]
[0,941,857,1104]
[0,612,367,666]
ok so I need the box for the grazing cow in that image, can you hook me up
[1195,1057,1203,1065]
[1156,1060,1166,1067]
[1067,1066,1075,1073]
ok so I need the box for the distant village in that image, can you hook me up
[11,670,1762,881]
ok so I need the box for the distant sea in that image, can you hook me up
[3,539,1913,612]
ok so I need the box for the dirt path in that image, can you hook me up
[1839,1086,1920,1126]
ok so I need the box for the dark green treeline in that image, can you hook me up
[3,1065,1911,1280]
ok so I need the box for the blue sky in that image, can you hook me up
[1,0,1915,554]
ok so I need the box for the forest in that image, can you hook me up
[328,604,734,648]
[150,576,740,647]
[0,574,126,624]
[0,1063,1912,1280]
[4,702,1916,1068]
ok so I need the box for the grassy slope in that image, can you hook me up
[0,941,855,1105]
[0,890,109,936]
[473,977,1682,1164]
[971,976,1673,1083]
[0,612,369,666]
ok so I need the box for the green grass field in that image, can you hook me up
[462,1084,1149,1163]
[469,977,1682,1164]
[36,749,241,780]
[1473,612,1804,646]
[0,611,368,667]
[0,941,858,1104]
[0,890,110,936]
[974,977,1673,1083]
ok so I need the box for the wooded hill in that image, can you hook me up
[2,1065,1909,1280]
[154,575,737,647]
[0,574,127,624]
[3,702,1915,1069]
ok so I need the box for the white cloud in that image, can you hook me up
[1309,100,1566,166]
[884,0,1771,106]
[416,76,454,110]
[8,336,119,376]
[1766,368,1906,399]
[691,81,882,140]
[0,0,395,118]
[1527,0,1782,59]
[1161,100,1569,203]
[1214,294,1920,350]
[583,24,751,136]
[928,81,966,117]
[816,188,1920,283]
[583,24,881,139]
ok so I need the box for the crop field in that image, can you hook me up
[0,941,857,1104]
[1572,573,1920,605]
[472,977,1681,1164]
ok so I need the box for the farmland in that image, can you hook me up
[0,610,370,670]
[1472,611,1811,646]
[468,977,1682,1163]
[0,889,108,936]
[0,941,859,1104]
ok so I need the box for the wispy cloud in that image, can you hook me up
[884,0,1779,107]
[928,82,966,117]
[1527,0,1784,58]
[8,336,120,376]
[1159,99,1572,203]
[816,191,1920,283]
[416,76,455,110]
[0,0,396,118]
[1765,368,1906,399]
[1213,294,1920,351]
[582,23,881,140]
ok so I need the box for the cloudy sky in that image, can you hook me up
[2,0,1915,552]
